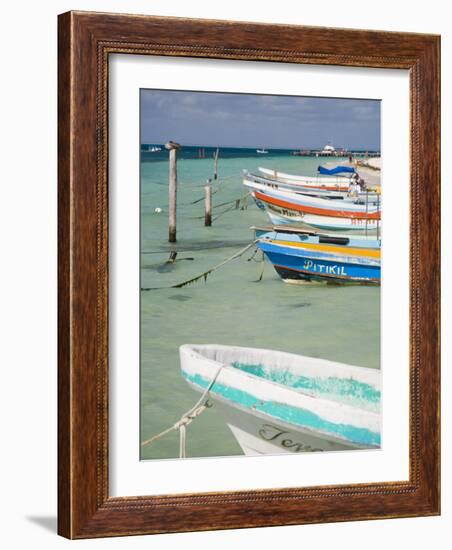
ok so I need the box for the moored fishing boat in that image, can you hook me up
[256,228,381,284]
[244,171,378,200]
[258,166,354,189]
[180,344,381,456]
[251,185,381,232]
[253,185,381,214]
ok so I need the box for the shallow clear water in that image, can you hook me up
[140,153,380,460]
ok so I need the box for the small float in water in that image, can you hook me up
[180,344,381,456]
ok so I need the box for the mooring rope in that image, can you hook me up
[141,363,225,458]
[187,192,251,220]
[144,175,235,188]
[145,175,237,207]
[211,192,251,210]
[141,239,258,290]
[212,204,237,222]
[187,186,220,205]
[257,250,266,281]
[188,174,236,189]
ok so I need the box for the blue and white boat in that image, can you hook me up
[256,228,381,284]
[258,166,354,188]
[180,344,381,456]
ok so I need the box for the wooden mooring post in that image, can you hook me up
[204,184,212,226]
[213,147,219,180]
[165,141,181,243]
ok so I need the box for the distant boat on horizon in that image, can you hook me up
[256,148,269,154]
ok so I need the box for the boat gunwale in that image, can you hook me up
[180,344,381,421]
[258,240,381,267]
[251,224,381,242]
[258,230,381,252]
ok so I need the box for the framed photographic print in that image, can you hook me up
[58,11,440,538]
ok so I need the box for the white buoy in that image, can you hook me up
[154,207,162,213]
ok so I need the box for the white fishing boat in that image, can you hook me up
[244,171,377,200]
[180,344,381,456]
[250,185,381,232]
[258,166,352,188]
[256,148,268,154]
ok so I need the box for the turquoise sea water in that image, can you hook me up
[140,150,380,460]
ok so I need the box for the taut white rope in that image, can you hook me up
[141,363,225,458]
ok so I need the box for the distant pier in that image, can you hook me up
[291,149,380,158]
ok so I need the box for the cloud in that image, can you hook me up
[140,89,380,149]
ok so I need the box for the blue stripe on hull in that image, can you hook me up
[182,371,380,447]
[259,242,380,283]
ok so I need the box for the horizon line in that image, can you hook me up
[140,143,381,152]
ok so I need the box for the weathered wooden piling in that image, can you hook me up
[165,141,181,243]
[204,184,212,226]
[213,147,219,180]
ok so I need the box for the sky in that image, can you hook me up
[140,89,380,151]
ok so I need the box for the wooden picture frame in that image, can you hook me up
[58,11,440,539]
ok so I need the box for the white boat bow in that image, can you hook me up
[180,344,381,456]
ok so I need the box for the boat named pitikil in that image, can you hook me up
[180,344,381,456]
[255,227,381,285]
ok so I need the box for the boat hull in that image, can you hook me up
[244,173,378,200]
[180,344,381,457]
[258,240,380,284]
[254,189,381,217]
[255,196,381,232]
[213,398,358,455]
[258,166,352,188]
